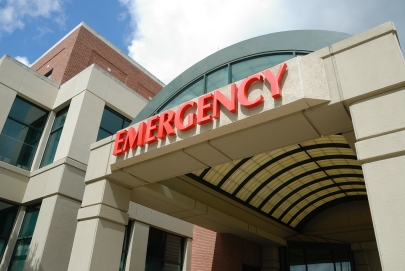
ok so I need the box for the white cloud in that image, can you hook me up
[0,0,66,35]
[119,0,405,84]
[15,56,31,66]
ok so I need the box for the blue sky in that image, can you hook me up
[1,0,404,84]
[0,1,132,67]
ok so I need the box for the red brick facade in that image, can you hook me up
[191,226,262,271]
[31,25,163,100]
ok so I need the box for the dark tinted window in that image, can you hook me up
[0,97,48,170]
[0,201,19,262]
[97,107,131,141]
[40,106,69,168]
[145,227,184,271]
[7,204,41,271]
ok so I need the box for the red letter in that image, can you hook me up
[122,122,146,152]
[213,84,237,119]
[158,110,176,139]
[197,93,213,125]
[145,115,159,144]
[262,63,287,99]
[112,129,127,156]
[237,74,264,108]
[175,101,197,131]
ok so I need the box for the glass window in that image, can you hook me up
[206,66,229,93]
[334,250,352,271]
[0,201,19,262]
[158,78,204,113]
[145,227,184,271]
[306,249,334,271]
[286,244,353,271]
[40,106,69,168]
[7,204,41,271]
[289,248,306,271]
[0,97,48,170]
[44,70,53,79]
[119,221,132,271]
[97,107,131,141]
[231,54,294,82]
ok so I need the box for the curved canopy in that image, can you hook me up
[187,135,366,231]
[132,30,351,123]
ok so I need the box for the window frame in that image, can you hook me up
[0,96,48,170]
[97,106,131,141]
[39,106,70,168]
[145,227,185,270]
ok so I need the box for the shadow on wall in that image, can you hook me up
[190,226,261,271]
[22,243,44,271]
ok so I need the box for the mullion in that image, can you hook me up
[99,127,114,136]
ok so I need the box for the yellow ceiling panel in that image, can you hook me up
[189,134,368,230]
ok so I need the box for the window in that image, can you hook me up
[206,66,229,93]
[145,227,185,271]
[231,54,294,82]
[0,97,48,170]
[283,243,354,271]
[40,106,69,168]
[119,220,132,271]
[7,203,41,271]
[0,200,19,262]
[44,70,52,79]
[97,107,131,141]
[158,78,204,113]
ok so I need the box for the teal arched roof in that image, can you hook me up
[131,30,351,124]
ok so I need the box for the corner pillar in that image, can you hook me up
[124,221,149,271]
[68,179,131,271]
[350,88,405,271]
[23,195,81,271]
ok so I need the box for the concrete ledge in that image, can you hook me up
[78,204,129,225]
[355,130,405,163]
[128,202,194,238]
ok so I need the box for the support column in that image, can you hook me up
[125,221,149,271]
[68,179,131,271]
[351,242,382,271]
[350,87,405,271]
[23,195,81,271]
[182,238,192,271]
[261,246,280,271]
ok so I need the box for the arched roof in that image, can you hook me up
[132,30,352,124]
[186,135,366,231]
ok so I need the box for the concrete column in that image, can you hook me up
[182,238,192,271]
[0,84,16,133]
[125,221,149,271]
[53,90,104,165]
[261,246,280,271]
[352,242,382,271]
[0,206,25,271]
[68,179,131,271]
[350,87,405,271]
[22,195,80,271]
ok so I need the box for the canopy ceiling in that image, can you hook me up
[187,135,366,231]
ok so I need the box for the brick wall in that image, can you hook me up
[31,25,163,100]
[191,225,262,271]
[31,28,80,86]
